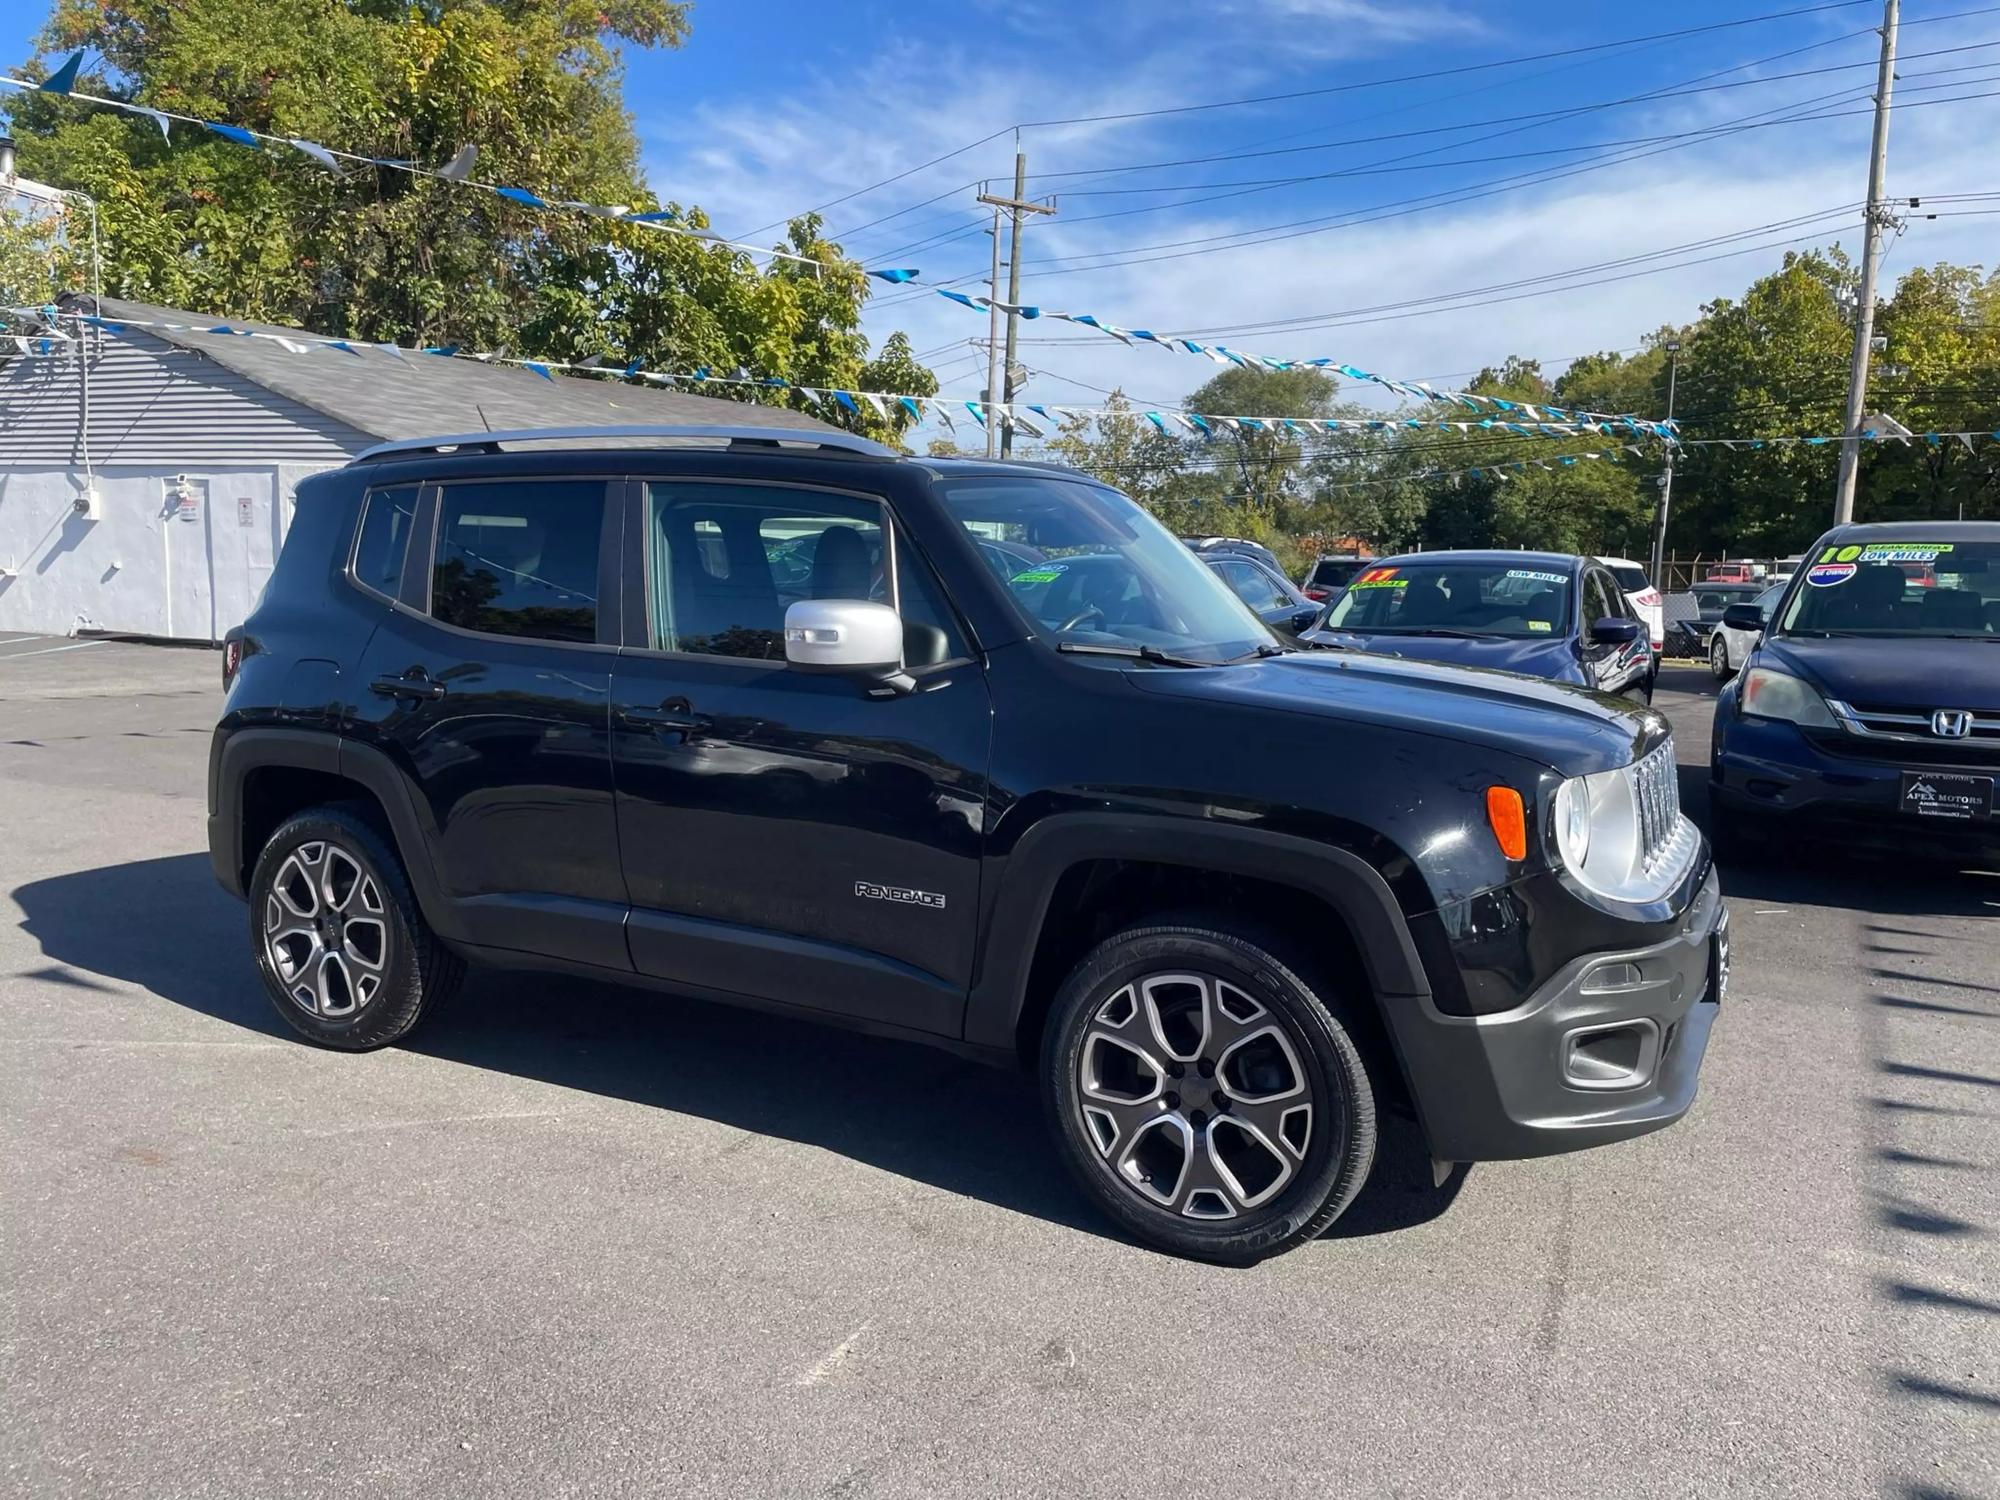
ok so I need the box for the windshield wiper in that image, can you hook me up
[1055,642,1216,668]
[1371,626,1505,640]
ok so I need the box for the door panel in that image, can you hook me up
[347,477,627,967]
[610,478,991,1035]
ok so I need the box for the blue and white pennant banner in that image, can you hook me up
[2,55,922,282]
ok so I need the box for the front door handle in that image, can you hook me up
[370,670,446,702]
[620,697,711,735]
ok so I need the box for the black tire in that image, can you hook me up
[1710,633,1733,682]
[247,804,463,1051]
[1041,919,1377,1265]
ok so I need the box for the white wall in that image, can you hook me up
[0,462,339,642]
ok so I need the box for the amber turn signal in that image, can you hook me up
[1485,786,1528,861]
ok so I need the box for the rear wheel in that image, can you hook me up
[248,805,462,1050]
[1042,921,1377,1264]
[1710,633,1733,681]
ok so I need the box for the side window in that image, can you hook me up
[1583,572,1612,624]
[429,480,607,644]
[1244,564,1292,611]
[645,482,963,663]
[350,486,419,598]
[1212,560,1256,605]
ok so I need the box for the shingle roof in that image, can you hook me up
[87,296,840,442]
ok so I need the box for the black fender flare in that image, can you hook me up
[961,813,1433,1054]
[208,728,458,939]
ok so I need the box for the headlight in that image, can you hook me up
[1550,743,1694,903]
[1740,667,1837,728]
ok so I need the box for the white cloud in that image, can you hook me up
[635,17,2000,433]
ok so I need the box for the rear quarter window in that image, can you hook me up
[350,486,419,598]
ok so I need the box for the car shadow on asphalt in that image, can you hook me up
[13,851,1455,1253]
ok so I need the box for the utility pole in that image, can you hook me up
[1649,342,1681,591]
[982,205,1004,459]
[1834,0,1901,525]
[976,151,1056,460]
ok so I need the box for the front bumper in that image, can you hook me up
[1388,865,1726,1162]
[1712,712,2000,854]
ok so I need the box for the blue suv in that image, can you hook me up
[1710,521,2000,856]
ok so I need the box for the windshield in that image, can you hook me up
[1321,560,1573,638]
[939,476,1275,662]
[1779,538,2000,638]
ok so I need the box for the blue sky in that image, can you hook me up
[8,1,1999,428]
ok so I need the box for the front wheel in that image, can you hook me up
[1710,633,1733,681]
[1042,921,1377,1264]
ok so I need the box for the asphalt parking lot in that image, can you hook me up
[3,637,1995,1499]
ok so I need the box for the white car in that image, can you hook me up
[1709,580,1787,680]
[1597,556,1663,658]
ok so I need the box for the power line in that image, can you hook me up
[1041,43,2000,204]
[1011,1,1884,128]
[800,1,1963,256]
[867,75,1889,300]
[1014,78,1996,275]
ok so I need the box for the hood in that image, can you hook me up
[1128,648,1658,775]
[1308,628,1583,680]
[1762,634,2000,711]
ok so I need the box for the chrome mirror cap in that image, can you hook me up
[784,599,904,675]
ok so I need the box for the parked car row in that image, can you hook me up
[213,426,1726,1265]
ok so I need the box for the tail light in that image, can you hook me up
[1303,588,1329,602]
[222,634,246,689]
[1637,590,1661,607]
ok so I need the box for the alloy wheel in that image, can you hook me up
[263,840,390,1018]
[1073,972,1321,1221]
[1711,634,1729,678]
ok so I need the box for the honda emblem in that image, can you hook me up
[1930,709,1972,739]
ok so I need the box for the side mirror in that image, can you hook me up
[1287,606,1320,635]
[784,599,904,678]
[1590,616,1642,645]
[1720,603,1766,633]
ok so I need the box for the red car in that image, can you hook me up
[1704,562,1758,583]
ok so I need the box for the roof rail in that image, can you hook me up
[353,424,896,463]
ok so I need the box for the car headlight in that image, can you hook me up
[1740,667,1837,728]
[1554,775,1593,870]
[1550,743,1693,903]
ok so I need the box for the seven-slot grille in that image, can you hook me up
[1632,739,1682,870]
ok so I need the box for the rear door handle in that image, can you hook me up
[370,670,446,702]
[620,698,711,735]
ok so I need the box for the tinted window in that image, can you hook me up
[1223,560,1291,611]
[1584,572,1618,623]
[645,482,960,661]
[1307,559,1363,590]
[430,480,606,643]
[1605,563,1650,593]
[351,486,418,598]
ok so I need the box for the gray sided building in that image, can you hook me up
[0,296,835,642]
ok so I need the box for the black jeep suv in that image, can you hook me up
[210,424,1726,1263]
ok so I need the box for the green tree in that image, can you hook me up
[6,0,935,444]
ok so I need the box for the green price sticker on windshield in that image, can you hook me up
[1010,567,1066,585]
[1351,577,1408,591]
[1817,542,1954,565]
